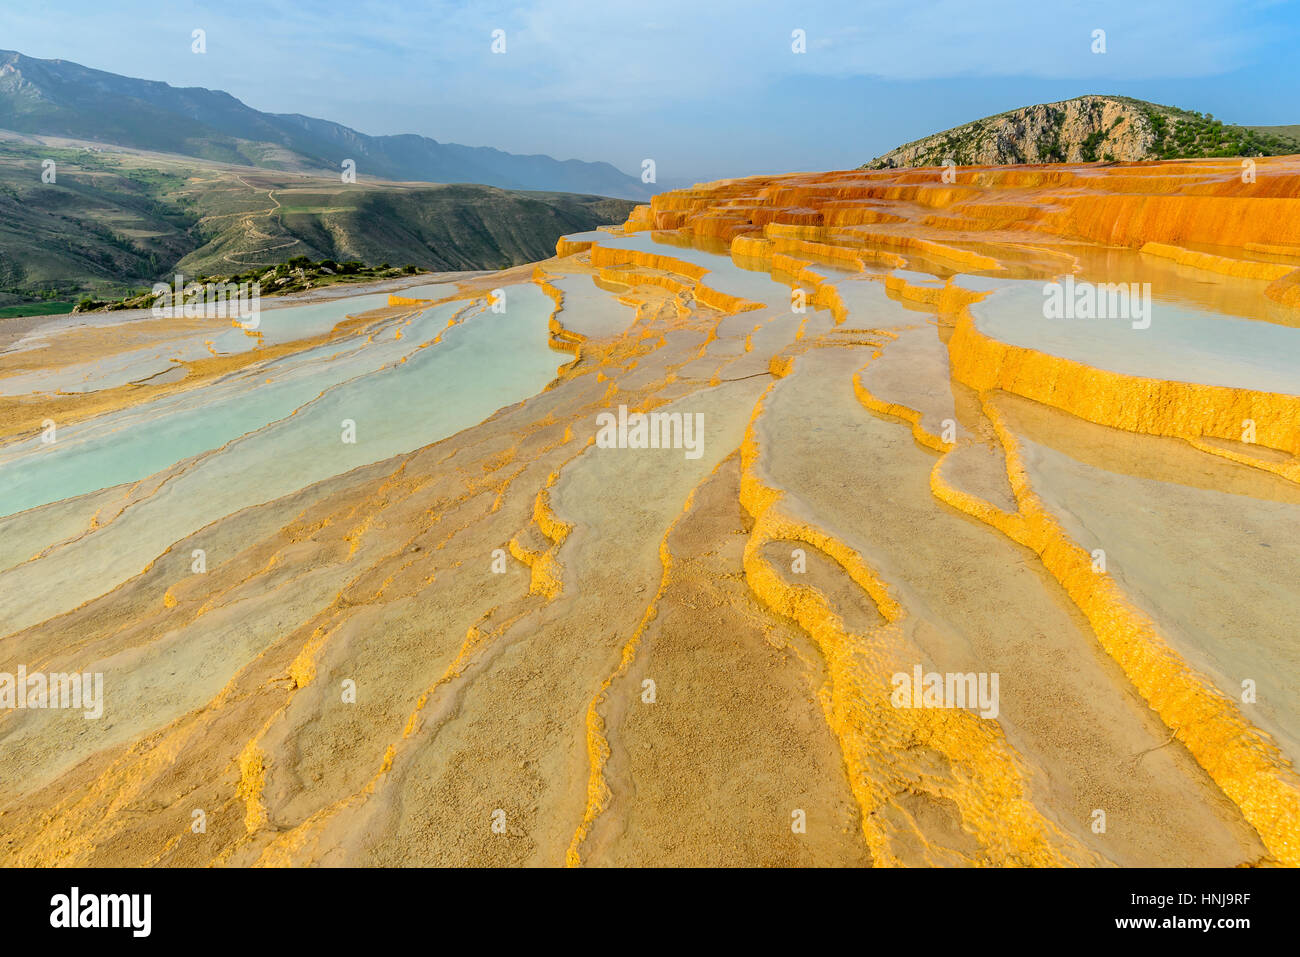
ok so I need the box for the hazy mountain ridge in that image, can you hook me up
[864,95,1300,169]
[0,50,655,198]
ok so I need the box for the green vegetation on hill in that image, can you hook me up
[1141,105,1299,159]
[0,140,197,307]
[0,136,635,313]
[1036,109,1068,164]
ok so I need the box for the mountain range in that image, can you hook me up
[0,50,658,199]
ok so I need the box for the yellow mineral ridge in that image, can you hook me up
[1,157,1297,866]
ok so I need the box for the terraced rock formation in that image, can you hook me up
[1,155,1297,867]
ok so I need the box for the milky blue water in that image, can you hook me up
[0,284,559,519]
[969,279,1300,395]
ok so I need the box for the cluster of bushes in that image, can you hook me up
[1080,116,1124,162]
[214,257,422,286]
[1146,109,1298,159]
[71,257,425,313]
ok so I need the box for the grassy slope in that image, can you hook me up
[0,135,634,308]
[1248,124,1300,143]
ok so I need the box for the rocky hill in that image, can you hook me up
[864,95,1300,169]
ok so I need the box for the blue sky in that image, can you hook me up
[4,0,1298,182]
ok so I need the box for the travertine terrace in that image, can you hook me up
[1,157,1298,867]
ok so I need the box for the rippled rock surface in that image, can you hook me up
[1,158,1297,866]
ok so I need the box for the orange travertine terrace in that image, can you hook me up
[556,159,1300,865]
[1,156,1297,868]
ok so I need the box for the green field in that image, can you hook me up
[0,299,74,318]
